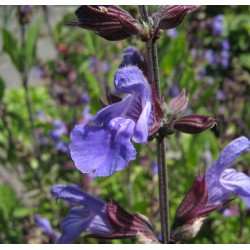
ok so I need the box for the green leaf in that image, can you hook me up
[0,184,19,220]
[24,21,41,69]
[239,53,250,69]
[13,206,29,219]
[2,28,23,72]
[0,76,5,100]
[79,62,101,112]
[7,111,25,129]
[84,31,96,55]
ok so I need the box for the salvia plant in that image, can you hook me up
[46,5,250,244]
[1,5,249,244]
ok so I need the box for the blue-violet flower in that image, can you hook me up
[34,214,60,242]
[69,66,155,176]
[51,184,158,243]
[171,136,250,242]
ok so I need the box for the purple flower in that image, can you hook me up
[34,214,60,242]
[212,14,224,36]
[80,105,93,124]
[51,184,114,243]
[216,90,225,101]
[33,67,44,79]
[220,205,239,217]
[79,93,90,104]
[55,141,68,153]
[36,109,45,119]
[222,39,230,51]
[89,56,110,73]
[206,136,250,206]
[151,160,158,175]
[49,120,68,153]
[205,49,217,65]
[119,47,149,79]
[119,47,143,68]
[167,28,178,38]
[38,135,49,144]
[51,184,158,244]
[69,66,155,177]
[220,50,230,69]
[165,84,180,98]
[171,136,250,242]
[49,120,67,141]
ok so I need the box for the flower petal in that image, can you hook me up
[57,207,89,243]
[51,184,105,210]
[132,101,151,143]
[69,117,136,177]
[206,136,250,187]
[34,214,54,235]
[119,47,143,68]
[114,66,151,101]
[206,183,229,205]
[93,95,132,125]
[57,206,114,243]
[240,196,250,208]
[220,169,250,197]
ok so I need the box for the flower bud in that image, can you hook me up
[153,5,199,30]
[174,115,217,134]
[67,5,144,41]
[17,6,32,25]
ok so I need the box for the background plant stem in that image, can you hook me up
[19,17,42,185]
[138,5,170,244]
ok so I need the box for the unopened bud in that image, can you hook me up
[106,201,158,241]
[174,115,217,134]
[67,5,144,41]
[17,6,32,25]
[153,5,200,30]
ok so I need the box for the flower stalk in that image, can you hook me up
[18,7,42,184]
[139,5,170,244]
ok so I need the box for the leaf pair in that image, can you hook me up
[2,21,40,73]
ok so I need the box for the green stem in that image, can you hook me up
[139,5,170,244]
[19,13,42,185]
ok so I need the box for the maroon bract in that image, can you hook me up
[153,5,200,30]
[67,5,145,41]
[148,85,164,136]
[88,201,159,243]
[168,88,189,115]
[174,115,217,134]
[170,173,222,242]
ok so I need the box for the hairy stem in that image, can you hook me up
[139,5,170,244]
